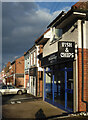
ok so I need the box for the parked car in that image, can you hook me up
[0,85,27,95]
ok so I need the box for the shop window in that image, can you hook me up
[34,51,36,65]
[31,53,33,66]
[45,67,52,100]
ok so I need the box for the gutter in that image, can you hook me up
[54,9,88,28]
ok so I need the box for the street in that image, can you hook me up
[2,93,41,105]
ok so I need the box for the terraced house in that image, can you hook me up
[24,44,43,97]
[3,56,24,87]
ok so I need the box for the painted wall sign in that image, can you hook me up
[58,41,75,59]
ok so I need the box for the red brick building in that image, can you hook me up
[4,56,24,87]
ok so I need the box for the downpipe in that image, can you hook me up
[81,20,88,111]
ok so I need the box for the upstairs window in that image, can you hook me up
[50,27,62,43]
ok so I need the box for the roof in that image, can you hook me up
[24,50,29,56]
[72,1,88,10]
[47,11,65,28]
[54,1,88,28]
[47,1,88,29]
[35,28,50,45]
[11,60,15,65]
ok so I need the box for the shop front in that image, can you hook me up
[42,41,75,112]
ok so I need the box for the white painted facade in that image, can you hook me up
[24,52,30,88]
[29,45,43,96]
[43,21,78,58]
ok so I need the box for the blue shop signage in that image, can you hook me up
[58,41,75,59]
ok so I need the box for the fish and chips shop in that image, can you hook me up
[42,41,75,112]
[35,3,88,112]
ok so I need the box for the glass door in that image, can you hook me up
[54,70,65,107]
[67,70,73,110]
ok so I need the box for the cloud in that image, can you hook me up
[2,2,72,67]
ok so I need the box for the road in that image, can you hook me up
[2,93,42,105]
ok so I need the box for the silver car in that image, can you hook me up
[0,85,27,95]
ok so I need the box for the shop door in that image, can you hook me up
[54,70,65,107]
[31,76,33,95]
[54,67,73,111]
[33,77,36,96]
[64,67,73,110]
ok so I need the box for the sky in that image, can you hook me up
[2,1,77,69]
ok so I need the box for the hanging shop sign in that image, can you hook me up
[25,71,29,75]
[29,67,37,76]
[58,41,75,59]
[41,52,58,66]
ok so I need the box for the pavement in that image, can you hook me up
[1,94,88,120]
[2,99,65,119]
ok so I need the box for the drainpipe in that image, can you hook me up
[81,20,88,112]
[15,61,16,86]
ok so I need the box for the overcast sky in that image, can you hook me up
[2,2,76,68]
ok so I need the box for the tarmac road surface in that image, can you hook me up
[2,93,41,105]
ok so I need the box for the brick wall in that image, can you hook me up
[78,48,88,111]
[11,63,15,74]
[16,77,24,87]
[39,45,43,54]
[37,71,43,97]
[16,56,24,74]
[37,45,43,97]
[25,74,29,88]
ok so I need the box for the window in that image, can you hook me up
[34,51,36,65]
[50,27,62,43]
[2,85,7,89]
[8,85,15,89]
[50,27,55,42]
[31,53,33,66]
[56,29,62,38]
